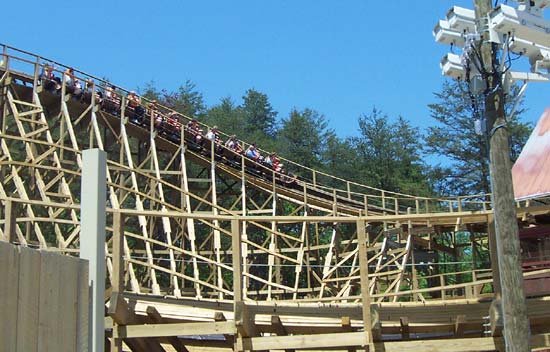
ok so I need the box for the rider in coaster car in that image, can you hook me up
[186,119,204,144]
[245,143,263,162]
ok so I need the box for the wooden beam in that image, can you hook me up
[235,301,260,338]
[400,317,410,341]
[146,306,190,352]
[108,292,131,326]
[341,316,353,333]
[107,292,165,352]
[214,312,234,346]
[371,306,382,342]
[115,321,237,339]
[371,333,550,352]
[240,331,369,351]
[240,332,550,352]
[271,315,289,336]
[271,316,295,352]
[356,220,373,346]
[3,199,17,243]
[341,317,357,352]
[412,235,455,255]
[232,219,243,302]
[111,212,124,293]
[454,315,466,338]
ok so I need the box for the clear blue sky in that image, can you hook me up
[3,0,549,137]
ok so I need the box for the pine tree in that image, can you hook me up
[426,80,531,195]
[349,108,431,195]
[205,97,246,137]
[241,89,278,138]
[278,108,331,172]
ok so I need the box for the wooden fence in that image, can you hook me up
[0,241,89,352]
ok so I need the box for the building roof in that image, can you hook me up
[512,107,550,200]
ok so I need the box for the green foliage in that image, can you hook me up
[242,89,278,138]
[319,133,355,181]
[349,108,432,195]
[277,108,331,171]
[139,80,206,119]
[136,79,438,199]
[138,78,544,200]
[426,80,532,195]
[204,97,246,136]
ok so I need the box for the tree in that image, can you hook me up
[426,80,531,196]
[205,97,247,137]
[139,80,162,101]
[241,89,278,138]
[278,108,332,172]
[320,133,355,181]
[139,80,206,119]
[165,80,207,119]
[349,108,431,195]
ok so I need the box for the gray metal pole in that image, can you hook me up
[473,1,530,350]
[80,149,107,352]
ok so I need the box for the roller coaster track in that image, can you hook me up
[1,44,550,351]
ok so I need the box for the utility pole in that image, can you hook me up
[473,0,530,350]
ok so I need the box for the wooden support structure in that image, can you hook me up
[357,219,374,348]
[400,317,410,341]
[454,315,466,338]
[146,306,190,352]
[2,44,550,352]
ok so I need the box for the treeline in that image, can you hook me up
[140,79,532,198]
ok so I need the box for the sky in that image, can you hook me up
[3,0,550,138]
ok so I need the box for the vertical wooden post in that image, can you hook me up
[240,155,249,299]
[356,219,373,347]
[440,275,446,300]
[474,0,529,349]
[33,57,40,93]
[111,211,125,293]
[0,52,8,135]
[3,200,17,243]
[267,181,278,300]
[210,135,223,300]
[110,211,124,352]
[487,215,502,297]
[232,219,243,303]
[425,199,431,227]
[232,219,243,351]
[411,250,419,302]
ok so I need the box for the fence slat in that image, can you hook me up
[0,242,19,352]
[16,246,41,352]
[38,251,62,352]
[76,258,89,352]
[58,256,80,352]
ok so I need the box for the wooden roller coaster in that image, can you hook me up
[1,44,550,351]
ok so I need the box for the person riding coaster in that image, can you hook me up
[185,119,204,150]
[91,91,300,188]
